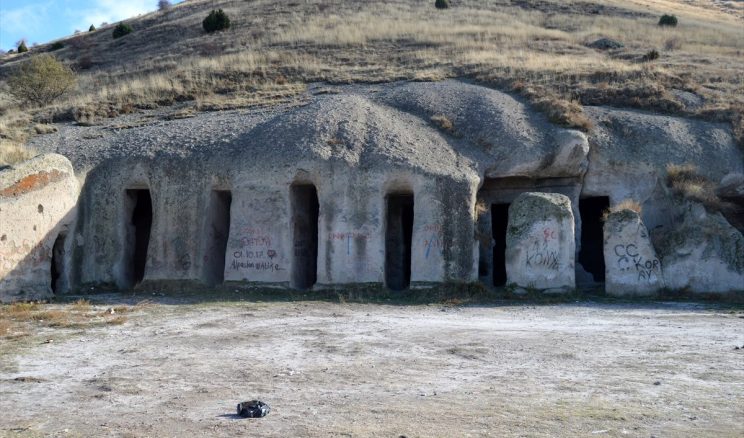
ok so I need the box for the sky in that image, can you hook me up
[0,0,184,51]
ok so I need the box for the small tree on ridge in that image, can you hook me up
[203,9,230,33]
[113,23,134,39]
[8,54,76,107]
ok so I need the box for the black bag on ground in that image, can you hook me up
[237,400,270,418]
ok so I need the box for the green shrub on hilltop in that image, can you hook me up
[203,9,231,33]
[17,41,29,53]
[113,23,133,39]
[658,15,678,26]
[642,49,660,62]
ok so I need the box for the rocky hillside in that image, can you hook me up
[1,0,743,165]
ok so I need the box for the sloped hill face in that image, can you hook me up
[586,106,741,181]
[1,0,742,154]
[243,93,471,176]
[26,80,583,179]
[372,81,564,177]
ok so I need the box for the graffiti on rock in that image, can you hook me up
[230,248,282,272]
[329,231,369,255]
[524,227,560,270]
[231,226,281,272]
[613,244,660,283]
[422,224,445,259]
[526,241,559,270]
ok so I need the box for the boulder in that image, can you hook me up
[0,154,79,302]
[654,202,744,294]
[547,130,590,177]
[603,209,664,296]
[716,172,744,232]
[505,192,575,291]
[717,173,744,198]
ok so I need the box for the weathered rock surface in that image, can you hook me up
[0,154,79,302]
[655,202,744,294]
[0,80,738,298]
[506,192,575,291]
[717,172,744,232]
[717,172,744,198]
[581,105,743,233]
[603,209,663,296]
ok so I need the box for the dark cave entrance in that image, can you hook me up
[126,189,153,287]
[203,190,232,286]
[385,193,414,291]
[578,196,609,283]
[50,233,66,294]
[291,184,319,290]
[491,203,510,287]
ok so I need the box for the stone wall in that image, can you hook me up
[2,154,743,301]
[68,159,480,293]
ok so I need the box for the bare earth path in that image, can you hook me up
[1,299,743,437]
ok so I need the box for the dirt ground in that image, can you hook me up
[1,296,743,437]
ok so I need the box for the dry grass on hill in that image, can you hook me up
[1,0,743,165]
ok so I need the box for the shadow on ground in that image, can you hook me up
[55,281,744,309]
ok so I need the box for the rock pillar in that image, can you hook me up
[505,192,575,292]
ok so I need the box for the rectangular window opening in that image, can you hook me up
[291,184,319,289]
[385,193,414,291]
[203,190,232,286]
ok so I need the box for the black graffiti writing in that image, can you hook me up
[614,244,638,263]
[234,250,265,259]
[230,259,281,272]
[526,242,559,270]
[614,243,660,283]
[232,246,282,272]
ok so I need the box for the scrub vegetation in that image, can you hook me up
[0,0,743,165]
[603,198,642,221]
[0,299,138,342]
[666,163,725,210]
